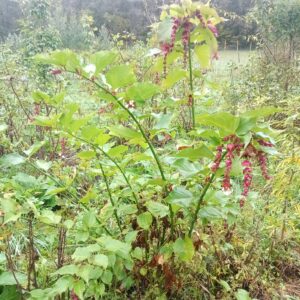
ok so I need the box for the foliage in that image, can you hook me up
[0,0,299,299]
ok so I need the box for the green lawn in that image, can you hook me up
[212,50,254,72]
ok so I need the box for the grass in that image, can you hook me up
[212,49,254,73]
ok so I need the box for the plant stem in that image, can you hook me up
[68,132,139,206]
[188,37,195,129]
[99,161,123,233]
[75,73,166,181]
[68,70,174,235]
[188,173,215,237]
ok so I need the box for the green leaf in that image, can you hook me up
[236,117,256,136]
[0,286,21,300]
[80,190,97,204]
[35,160,52,171]
[72,244,101,262]
[161,68,187,89]
[36,50,80,71]
[0,124,8,132]
[199,207,224,220]
[172,158,201,177]
[126,83,160,104]
[1,199,21,224]
[242,107,281,119]
[0,272,27,286]
[90,254,109,269]
[219,280,231,292]
[146,201,169,218]
[82,211,97,228]
[157,17,173,42]
[109,125,141,140]
[196,112,240,135]
[73,280,85,300]
[176,145,213,160]
[137,212,153,230]
[53,276,74,294]
[173,237,195,262]
[32,90,51,104]
[77,151,96,160]
[90,51,117,75]
[53,264,79,276]
[167,186,194,207]
[0,153,25,167]
[153,113,173,129]
[118,204,138,216]
[194,44,211,69]
[78,265,103,283]
[39,210,62,225]
[107,145,128,158]
[98,236,131,259]
[101,270,113,285]
[235,289,252,300]
[106,65,136,89]
[24,141,45,157]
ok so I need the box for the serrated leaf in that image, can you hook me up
[0,272,26,286]
[109,125,141,140]
[176,144,213,160]
[90,254,108,269]
[90,51,117,75]
[167,186,194,207]
[39,210,62,225]
[126,83,160,104]
[194,44,211,69]
[146,201,169,218]
[53,264,79,276]
[35,160,52,171]
[161,68,187,89]
[24,141,45,157]
[173,237,194,262]
[0,153,25,167]
[137,212,153,230]
[106,65,136,89]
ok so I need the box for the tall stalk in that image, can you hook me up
[188,37,195,129]
[98,161,123,233]
[69,71,175,233]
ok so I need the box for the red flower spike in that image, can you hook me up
[211,145,223,173]
[207,20,219,37]
[50,69,62,75]
[241,160,253,197]
[258,139,273,147]
[257,151,271,180]
[195,10,206,28]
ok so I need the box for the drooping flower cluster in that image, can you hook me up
[211,134,273,204]
[257,151,271,180]
[207,20,219,37]
[161,17,181,76]
[182,19,192,67]
[160,9,220,74]
[211,145,223,172]
[241,160,253,197]
[195,10,206,28]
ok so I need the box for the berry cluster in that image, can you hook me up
[211,134,273,205]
